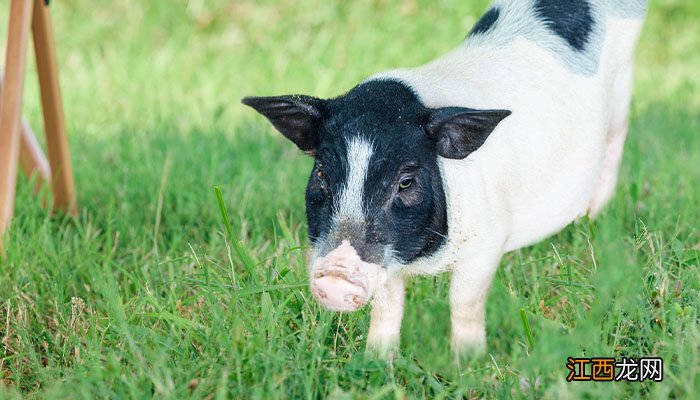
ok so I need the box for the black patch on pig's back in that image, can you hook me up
[469,7,500,37]
[534,0,594,51]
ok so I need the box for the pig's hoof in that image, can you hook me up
[451,334,486,363]
[366,336,400,361]
[311,272,368,312]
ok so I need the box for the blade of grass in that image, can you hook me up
[214,186,256,276]
[520,308,535,351]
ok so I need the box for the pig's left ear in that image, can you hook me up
[242,95,324,154]
[426,107,511,159]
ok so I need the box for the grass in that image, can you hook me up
[1,0,698,398]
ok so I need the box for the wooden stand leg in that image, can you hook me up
[20,118,51,191]
[32,0,76,215]
[0,72,51,192]
[0,0,34,235]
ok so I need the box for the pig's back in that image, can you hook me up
[372,2,645,251]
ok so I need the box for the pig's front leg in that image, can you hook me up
[449,251,502,355]
[366,275,405,354]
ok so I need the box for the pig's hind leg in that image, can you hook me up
[367,275,406,355]
[588,63,634,217]
[587,126,628,217]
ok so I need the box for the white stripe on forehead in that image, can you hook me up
[334,137,374,223]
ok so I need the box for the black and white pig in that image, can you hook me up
[243,0,647,354]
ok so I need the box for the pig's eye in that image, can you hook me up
[398,177,414,191]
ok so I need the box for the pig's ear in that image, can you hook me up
[426,107,511,159]
[242,95,324,154]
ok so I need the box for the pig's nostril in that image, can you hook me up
[347,294,365,307]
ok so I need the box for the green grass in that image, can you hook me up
[1,0,698,398]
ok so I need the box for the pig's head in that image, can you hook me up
[243,79,509,311]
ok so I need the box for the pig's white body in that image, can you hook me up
[378,17,643,273]
[366,11,645,351]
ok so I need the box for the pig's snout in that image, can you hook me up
[310,240,384,312]
[311,270,368,312]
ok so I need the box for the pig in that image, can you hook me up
[242,0,647,355]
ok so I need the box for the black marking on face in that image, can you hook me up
[534,0,594,51]
[469,7,500,37]
[244,80,511,265]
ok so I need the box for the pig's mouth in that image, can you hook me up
[310,240,386,312]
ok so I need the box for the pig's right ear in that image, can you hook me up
[242,95,324,154]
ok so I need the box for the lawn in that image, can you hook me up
[1,0,698,398]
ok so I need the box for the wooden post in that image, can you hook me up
[32,0,76,215]
[0,0,34,235]
[20,118,52,191]
[0,72,51,192]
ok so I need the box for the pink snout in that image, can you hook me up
[310,240,384,312]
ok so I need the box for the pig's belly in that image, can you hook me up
[501,138,606,252]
